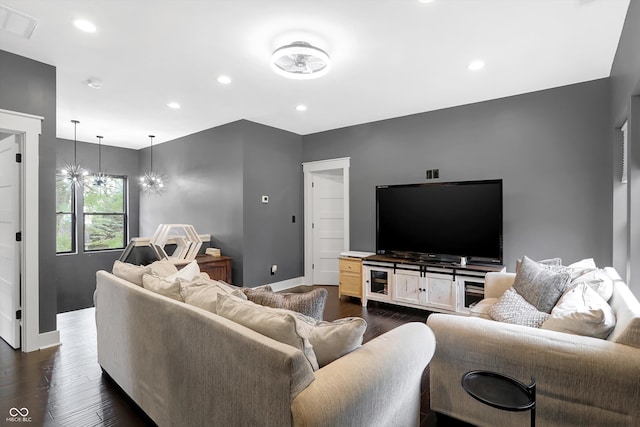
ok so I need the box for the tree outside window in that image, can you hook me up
[83,175,127,251]
[55,174,75,253]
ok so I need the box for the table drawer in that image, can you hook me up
[339,258,360,273]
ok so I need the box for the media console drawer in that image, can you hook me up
[339,257,363,299]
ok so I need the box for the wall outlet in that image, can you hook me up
[261,195,269,203]
[270,264,277,275]
[433,169,439,179]
[426,170,433,179]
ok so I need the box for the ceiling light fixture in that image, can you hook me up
[217,75,232,84]
[296,104,307,112]
[140,135,166,196]
[271,41,331,80]
[87,78,103,89]
[73,19,96,33]
[167,102,181,109]
[61,120,89,187]
[468,60,486,71]
[93,135,109,189]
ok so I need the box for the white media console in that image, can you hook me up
[362,255,505,314]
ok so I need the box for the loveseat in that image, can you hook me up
[95,269,436,427]
[427,266,640,427]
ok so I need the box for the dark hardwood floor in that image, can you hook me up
[0,285,472,427]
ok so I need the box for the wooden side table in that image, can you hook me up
[462,370,536,427]
[195,255,232,284]
[338,257,363,299]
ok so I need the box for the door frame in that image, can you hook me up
[302,157,350,285]
[0,109,46,352]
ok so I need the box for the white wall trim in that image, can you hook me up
[302,157,350,285]
[39,330,61,349]
[0,109,45,352]
[263,276,305,292]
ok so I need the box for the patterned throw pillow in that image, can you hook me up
[512,256,571,313]
[243,287,328,320]
[488,287,550,328]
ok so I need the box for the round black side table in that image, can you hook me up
[461,370,536,427]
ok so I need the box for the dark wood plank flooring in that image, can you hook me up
[0,285,472,427]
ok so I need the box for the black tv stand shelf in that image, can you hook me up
[362,255,505,314]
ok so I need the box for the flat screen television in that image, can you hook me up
[376,179,503,265]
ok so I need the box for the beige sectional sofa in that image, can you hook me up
[427,268,640,427]
[95,270,436,427]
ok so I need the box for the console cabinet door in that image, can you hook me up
[393,270,422,305]
[426,273,456,311]
[363,266,393,301]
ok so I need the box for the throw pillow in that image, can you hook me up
[565,258,598,281]
[542,283,616,339]
[148,260,179,278]
[180,279,247,313]
[515,257,562,274]
[290,313,367,368]
[570,269,615,302]
[216,294,319,371]
[488,287,550,328]
[112,260,152,286]
[166,260,200,282]
[142,274,183,302]
[243,287,328,320]
[512,256,571,313]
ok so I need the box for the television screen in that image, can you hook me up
[376,179,503,264]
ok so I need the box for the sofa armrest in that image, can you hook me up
[484,271,515,298]
[427,313,640,426]
[291,322,435,427]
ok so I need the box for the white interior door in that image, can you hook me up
[311,170,344,285]
[0,134,21,348]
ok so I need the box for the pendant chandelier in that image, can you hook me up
[61,119,88,187]
[140,135,166,195]
[93,135,109,188]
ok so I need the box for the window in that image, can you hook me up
[83,175,127,251]
[56,174,75,253]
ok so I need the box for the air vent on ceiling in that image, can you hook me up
[0,4,39,39]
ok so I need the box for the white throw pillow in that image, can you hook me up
[180,279,246,313]
[112,260,152,286]
[542,282,616,339]
[166,260,200,282]
[142,274,183,301]
[290,312,367,368]
[216,294,319,371]
[565,258,598,281]
[488,287,550,328]
[148,260,179,278]
[570,269,615,302]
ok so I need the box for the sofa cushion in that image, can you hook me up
[290,313,367,368]
[216,294,319,370]
[142,274,183,301]
[606,272,640,349]
[488,287,550,328]
[167,260,200,282]
[243,287,328,320]
[180,279,247,313]
[542,282,616,339]
[148,260,180,278]
[112,260,152,286]
[512,256,571,313]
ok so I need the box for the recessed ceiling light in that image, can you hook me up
[73,19,96,33]
[418,0,435,3]
[296,104,307,112]
[217,75,232,84]
[468,60,485,71]
[167,102,181,109]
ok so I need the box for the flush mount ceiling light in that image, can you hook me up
[270,41,331,80]
[468,60,486,71]
[217,75,232,84]
[73,19,96,33]
[87,78,103,89]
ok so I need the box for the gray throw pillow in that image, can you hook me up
[513,256,571,313]
[243,288,328,320]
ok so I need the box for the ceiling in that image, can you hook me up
[0,0,630,150]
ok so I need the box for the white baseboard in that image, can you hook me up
[39,330,61,349]
[264,276,305,292]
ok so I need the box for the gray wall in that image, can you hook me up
[55,138,140,312]
[0,50,57,332]
[139,120,303,286]
[302,79,612,272]
[242,121,304,286]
